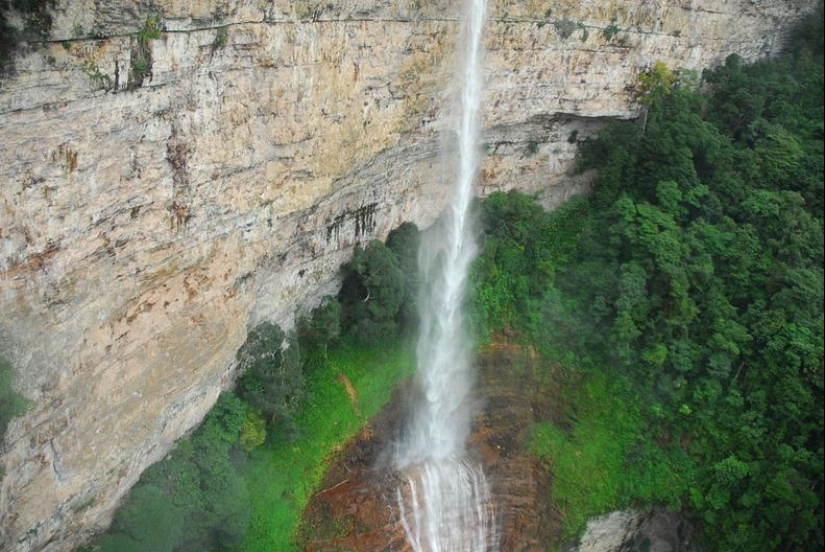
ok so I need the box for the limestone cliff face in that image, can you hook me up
[0,0,812,550]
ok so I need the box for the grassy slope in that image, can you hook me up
[528,369,697,544]
[237,339,414,552]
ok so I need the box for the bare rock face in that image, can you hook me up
[0,0,813,550]
[569,508,695,552]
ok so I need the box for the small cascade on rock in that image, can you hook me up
[393,0,497,550]
[396,459,497,552]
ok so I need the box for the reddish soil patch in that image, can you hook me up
[297,343,564,551]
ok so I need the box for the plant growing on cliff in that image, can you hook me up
[0,0,55,74]
[602,19,620,42]
[236,322,304,438]
[338,239,406,345]
[0,355,30,440]
[137,13,162,41]
[553,18,582,41]
[211,25,229,50]
[129,14,163,89]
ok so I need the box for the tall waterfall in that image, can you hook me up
[394,0,497,549]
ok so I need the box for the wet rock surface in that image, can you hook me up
[298,343,564,551]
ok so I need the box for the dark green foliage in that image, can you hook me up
[339,239,406,344]
[92,393,252,551]
[0,355,29,440]
[602,20,620,42]
[1,0,54,74]
[236,322,303,437]
[298,296,341,351]
[128,14,162,89]
[98,485,183,552]
[385,222,421,329]
[471,191,588,340]
[553,18,582,40]
[145,392,251,551]
[297,295,341,372]
[473,13,823,550]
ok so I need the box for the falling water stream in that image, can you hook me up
[394,1,497,550]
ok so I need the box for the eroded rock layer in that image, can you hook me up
[0,0,813,550]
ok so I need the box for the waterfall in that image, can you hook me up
[394,0,497,549]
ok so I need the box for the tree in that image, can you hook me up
[386,222,421,330]
[297,295,341,363]
[235,322,304,435]
[99,485,183,552]
[338,239,405,344]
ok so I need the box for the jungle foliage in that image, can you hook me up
[472,12,823,550]
[338,222,420,344]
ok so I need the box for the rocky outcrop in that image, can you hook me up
[568,508,695,552]
[0,0,813,550]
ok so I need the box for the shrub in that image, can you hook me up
[236,323,304,438]
[1,355,30,438]
[339,239,405,344]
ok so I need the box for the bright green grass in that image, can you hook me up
[528,371,695,545]
[237,338,415,552]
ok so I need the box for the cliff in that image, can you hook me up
[0,0,813,550]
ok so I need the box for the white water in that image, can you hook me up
[394,0,497,550]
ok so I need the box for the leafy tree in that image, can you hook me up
[239,406,267,452]
[473,15,823,548]
[99,485,183,552]
[235,322,304,435]
[386,222,421,330]
[94,393,253,551]
[338,239,405,344]
[297,295,341,365]
[638,60,678,105]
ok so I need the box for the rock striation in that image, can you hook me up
[0,0,814,550]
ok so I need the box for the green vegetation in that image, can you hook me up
[235,323,303,440]
[472,11,823,550]
[240,340,414,551]
[212,26,229,50]
[82,223,419,551]
[1,352,32,481]
[602,19,620,42]
[529,373,694,541]
[338,223,420,345]
[1,355,30,438]
[129,14,163,88]
[1,0,55,74]
[94,393,251,552]
[1,354,32,481]
[78,10,822,552]
[136,14,162,42]
[553,18,583,41]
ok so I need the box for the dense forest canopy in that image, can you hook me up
[472,9,823,550]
